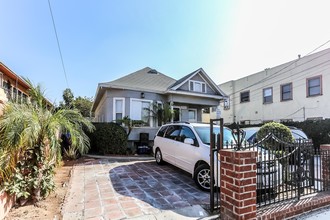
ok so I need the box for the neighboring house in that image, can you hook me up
[91,67,226,147]
[0,62,30,114]
[212,48,330,125]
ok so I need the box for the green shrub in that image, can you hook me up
[257,122,294,143]
[228,119,330,150]
[87,122,128,155]
[284,119,330,150]
[255,122,294,153]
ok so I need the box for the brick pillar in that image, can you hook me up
[320,144,330,190]
[220,149,257,220]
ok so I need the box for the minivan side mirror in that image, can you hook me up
[184,138,194,145]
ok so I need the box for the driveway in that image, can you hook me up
[61,156,216,220]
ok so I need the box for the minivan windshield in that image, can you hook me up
[194,126,235,145]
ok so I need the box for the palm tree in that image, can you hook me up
[0,79,95,203]
[144,102,173,126]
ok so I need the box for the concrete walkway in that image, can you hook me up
[61,156,220,220]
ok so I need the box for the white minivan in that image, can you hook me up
[153,122,235,191]
[153,122,282,194]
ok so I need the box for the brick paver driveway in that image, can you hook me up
[62,157,210,220]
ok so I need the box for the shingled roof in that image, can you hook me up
[101,67,176,93]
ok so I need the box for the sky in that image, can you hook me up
[0,0,330,104]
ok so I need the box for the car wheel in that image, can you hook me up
[155,148,164,165]
[194,164,211,191]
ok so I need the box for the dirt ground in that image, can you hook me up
[4,157,89,220]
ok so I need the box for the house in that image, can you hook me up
[0,62,31,114]
[211,48,330,125]
[91,67,226,148]
[0,62,31,219]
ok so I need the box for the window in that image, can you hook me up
[263,87,273,104]
[224,98,230,110]
[281,83,292,101]
[18,90,22,103]
[130,99,152,125]
[179,126,198,146]
[307,76,322,97]
[173,107,180,122]
[164,125,181,140]
[202,108,210,114]
[240,91,250,103]
[156,125,168,137]
[188,109,197,122]
[113,98,125,121]
[189,80,206,93]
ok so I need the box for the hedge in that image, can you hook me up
[87,122,128,155]
[228,119,330,150]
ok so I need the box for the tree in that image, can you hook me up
[74,96,93,117]
[145,102,173,126]
[0,80,95,204]
[61,88,74,109]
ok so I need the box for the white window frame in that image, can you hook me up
[189,80,207,93]
[130,98,153,126]
[263,87,273,104]
[113,97,125,121]
[188,108,197,122]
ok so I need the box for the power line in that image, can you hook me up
[226,40,330,97]
[230,59,330,103]
[48,0,69,88]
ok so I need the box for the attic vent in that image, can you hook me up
[148,69,158,74]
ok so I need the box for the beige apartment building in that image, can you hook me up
[212,48,330,125]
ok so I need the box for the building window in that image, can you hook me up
[189,80,206,93]
[263,87,273,104]
[130,99,152,126]
[224,98,230,110]
[240,91,250,103]
[307,75,322,97]
[202,108,210,114]
[281,83,292,101]
[188,109,197,122]
[113,98,125,121]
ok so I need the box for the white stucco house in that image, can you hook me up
[91,67,226,147]
[212,47,330,125]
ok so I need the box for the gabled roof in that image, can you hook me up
[92,67,227,112]
[169,68,227,97]
[101,67,176,93]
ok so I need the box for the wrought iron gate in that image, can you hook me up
[209,118,222,212]
[209,119,328,211]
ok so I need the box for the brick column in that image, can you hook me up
[220,149,257,220]
[320,144,330,190]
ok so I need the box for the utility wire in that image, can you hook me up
[226,39,330,97]
[48,0,69,88]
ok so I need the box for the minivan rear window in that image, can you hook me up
[156,126,168,137]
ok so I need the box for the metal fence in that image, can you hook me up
[209,120,330,211]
